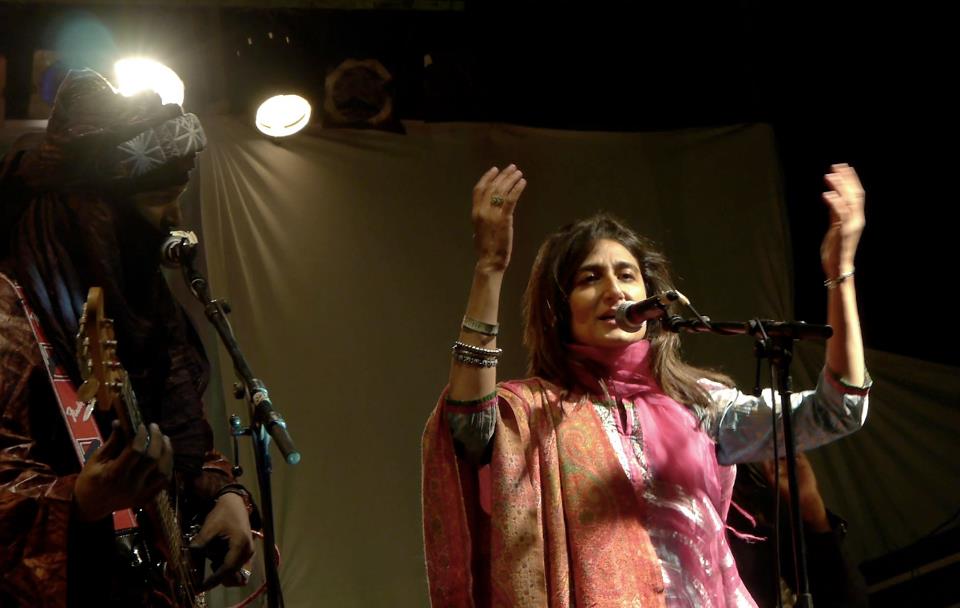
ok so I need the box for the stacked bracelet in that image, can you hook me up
[462,315,499,337]
[215,483,257,518]
[452,340,502,368]
[824,268,855,289]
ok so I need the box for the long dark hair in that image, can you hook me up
[522,212,732,413]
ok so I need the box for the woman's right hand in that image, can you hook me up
[73,421,174,522]
[471,165,527,274]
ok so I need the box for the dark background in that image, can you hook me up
[1,2,952,367]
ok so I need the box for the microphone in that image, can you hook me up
[615,290,689,332]
[160,230,199,268]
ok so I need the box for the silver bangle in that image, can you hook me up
[462,315,499,337]
[824,267,855,289]
[453,351,498,368]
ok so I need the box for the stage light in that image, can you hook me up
[114,58,184,106]
[255,94,312,138]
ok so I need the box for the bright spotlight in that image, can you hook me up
[255,95,312,138]
[114,58,184,106]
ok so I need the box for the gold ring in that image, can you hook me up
[491,195,505,207]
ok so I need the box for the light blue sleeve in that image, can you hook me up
[704,370,872,465]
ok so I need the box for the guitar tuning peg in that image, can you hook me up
[103,318,114,327]
[104,339,118,347]
[76,378,100,402]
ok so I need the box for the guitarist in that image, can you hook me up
[0,69,256,606]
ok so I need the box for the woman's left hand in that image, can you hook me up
[820,163,865,278]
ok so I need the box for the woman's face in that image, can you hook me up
[568,238,648,348]
[569,239,647,348]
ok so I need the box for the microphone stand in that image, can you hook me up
[177,244,300,608]
[662,315,832,608]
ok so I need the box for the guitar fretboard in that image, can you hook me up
[120,375,203,608]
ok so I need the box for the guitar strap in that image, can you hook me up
[1,272,138,532]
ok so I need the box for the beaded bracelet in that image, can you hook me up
[451,340,502,367]
[453,340,502,357]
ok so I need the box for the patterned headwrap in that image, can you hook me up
[15,68,206,196]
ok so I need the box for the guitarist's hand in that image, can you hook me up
[191,492,255,590]
[73,421,174,522]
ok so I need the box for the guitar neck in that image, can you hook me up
[119,377,201,608]
[78,288,203,607]
[118,375,145,436]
